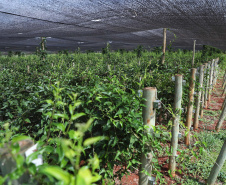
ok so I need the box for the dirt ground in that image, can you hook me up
[114,74,226,185]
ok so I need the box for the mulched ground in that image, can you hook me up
[114,74,225,185]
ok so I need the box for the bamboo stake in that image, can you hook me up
[223,74,226,89]
[194,65,204,130]
[204,63,210,108]
[224,70,226,80]
[223,85,226,96]
[200,92,205,118]
[206,140,226,185]
[213,59,218,87]
[200,63,208,117]
[161,28,166,65]
[221,96,226,111]
[211,59,215,88]
[139,87,157,185]
[208,61,214,105]
[107,64,111,71]
[169,74,183,177]
[191,40,196,67]
[41,37,45,51]
[222,70,226,89]
[27,65,30,74]
[185,68,196,146]
[215,97,226,132]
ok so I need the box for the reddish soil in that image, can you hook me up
[113,75,225,185]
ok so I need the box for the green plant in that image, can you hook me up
[0,83,107,185]
[0,46,224,184]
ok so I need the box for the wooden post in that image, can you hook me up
[223,73,226,89]
[185,68,196,146]
[204,63,210,108]
[224,70,226,81]
[200,63,208,118]
[169,74,183,177]
[41,37,45,51]
[191,40,196,67]
[27,65,30,74]
[161,28,166,65]
[211,59,215,88]
[206,140,226,185]
[221,96,226,111]
[208,61,214,105]
[139,87,157,185]
[210,60,214,89]
[200,92,205,118]
[224,70,226,80]
[194,65,204,130]
[215,97,226,132]
[213,59,218,87]
[223,85,226,96]
[222,70,226,89]
[107,64,111,71]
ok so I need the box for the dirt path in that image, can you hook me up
[115,72,225,185]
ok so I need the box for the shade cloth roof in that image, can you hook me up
[0,0,225,52]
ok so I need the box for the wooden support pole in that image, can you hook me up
[194,65,204,130]
[211,60,215,88]
[213,59,218,87]
[204,63,210,108]
[223,70,226,85]
[223,73,226,89]
[192,40,196,67]
[208,61,214,105]
[200,63,208,117]
[139,87,157,185]
[27,65,30,74]
[222,70,226,89]
[185,68,196,146]
[200,92,205,118]
[169,74,183,177]
[215,97,226,132]
[41,37,45,51]
[107,64,111,71]
[212,59,215,88]
[223,85,226,96]
[221,96,226,111]
[215,59,219,85]
[224,70,226,80]
[161,28,166,65]
[206,140,226,185]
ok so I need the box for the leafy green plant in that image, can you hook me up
[0,84,107,185]
[0,47,225,184]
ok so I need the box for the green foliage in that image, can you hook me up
[201,45,223,62]
[7,51,13,57]
[14,51,23,56]
[0,47,224,184]
[0,85,104,185]
[176,130,226,184]
[36,37,47,60]
[134,45,144,58]
[152,46,162,54]
[59,50,69,56]
[102,43,111,55]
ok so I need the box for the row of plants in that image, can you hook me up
[0,46,225,184]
